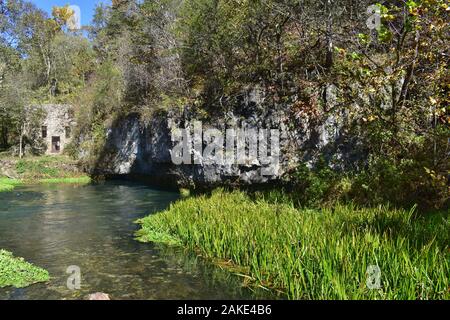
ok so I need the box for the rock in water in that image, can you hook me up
[87,293,111,300]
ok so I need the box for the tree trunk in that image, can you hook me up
[19,123,25,159]
[1,123,8,148]
[325,0,334,70]
[19,133,23,159]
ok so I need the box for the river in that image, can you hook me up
[0,181,271,300]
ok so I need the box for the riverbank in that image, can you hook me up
[0,250,49,288]
[136,189,449,300]
[0,155,91,192]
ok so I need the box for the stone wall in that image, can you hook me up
[36,104,75,155]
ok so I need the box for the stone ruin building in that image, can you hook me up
[37,104,75,155]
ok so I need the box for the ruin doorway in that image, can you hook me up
[51,136,61,153]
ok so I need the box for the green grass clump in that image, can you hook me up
[38,176,91,185]
[12,156,91,185]
[0,250,50,288]
[179,188,191,198]
[0,178,22,186]
[0,176,91,190]
[137,189,449,300]
[15,155,81,180]
[0,183,14,192]
[0,178,22,192]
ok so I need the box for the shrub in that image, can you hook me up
[288,158,342,208]
[350,157,449,211]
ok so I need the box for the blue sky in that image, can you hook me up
[29,0,111,26]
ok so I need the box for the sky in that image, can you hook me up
[29,0,111,26]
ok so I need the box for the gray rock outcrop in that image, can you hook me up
[89,86,365,188]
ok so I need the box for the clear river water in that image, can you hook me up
[0,181,272,300]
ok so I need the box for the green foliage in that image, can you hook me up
[0,158,90,189]
[0,183,15,192]
[0,0,95,150]
[16,158,58,177]
[287,151,448,211]
[0,177,23,192]
[336,0,449,158]
[69,60,125,165]
[0,178,23,186]
[179,188,191,198]
[137,189,449,300]
[350,156,449,211]
[289,159,340,208]
[13,155,87,181]
[38,177,91,185]
[0,174,90,190]
[176,0,308,98]
[0,250,50,288]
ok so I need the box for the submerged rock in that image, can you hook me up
[87,292,111,300]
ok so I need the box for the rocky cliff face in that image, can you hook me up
[91,87,364,188]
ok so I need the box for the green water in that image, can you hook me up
[0,181,271,300]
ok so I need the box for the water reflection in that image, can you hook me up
[0,181,273,300]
